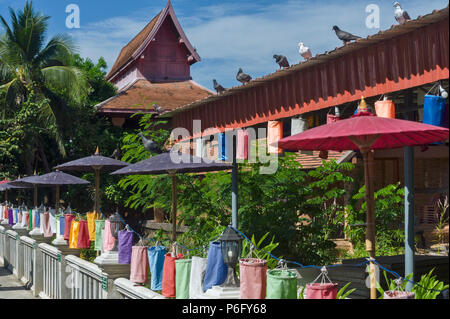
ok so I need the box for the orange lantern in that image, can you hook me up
[375,98,396,119]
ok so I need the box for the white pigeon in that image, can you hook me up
[394,2,411,25]
[298,42,312,60]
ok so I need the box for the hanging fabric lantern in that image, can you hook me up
[240,258,267,299]
[34,209,40,228]
[148,245,166,291]
[59,215,65,236]
[86,212,100,241]
[42,212,53,237]
[266,269,298,299]
[49,210,56,235]
[103,220,115,252]
[203,241,228,292]
[39,211,45,233]
[175,259,192,299]
[28,209,33,231]
[12,209,17,224]
[94,219,105,251]
[23,211,29,228]
[306,283,338,299]
[383,278,415,299]
[189,256,207,298]
[267,121,283,154]
[423,95,449,128]
[77,220,90,249]
[64,214,75,241]
[375,99,396,118]
[130,246,149,284]
[218,133,227,161]
[118,230,134,264]
[306,267,338,299]
[384,291,415,299]
[69,220,80,249]
[8,208,14,226]
[195,138,207,159]
[162,252,184,298]
[237,129,249,160]
[20,211,30,228]
[291,116,308,136]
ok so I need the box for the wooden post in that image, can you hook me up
[349,135,380,300]
[55,185,60,216]
[170,173,178,242]
[363,149,377,300]
[34,185,38,208]
[95,168,100,214]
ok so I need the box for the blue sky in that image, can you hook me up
[1,0,448,91]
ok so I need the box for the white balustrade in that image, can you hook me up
[39,243,61,299]
[20,236,36,288]
[65,255,108,299]
[0,226,6,265]
[114,278,166,299]
[6,230,19,275]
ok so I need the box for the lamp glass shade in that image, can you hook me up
[219,227,242,266]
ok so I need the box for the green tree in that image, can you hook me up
[0,0,88,162]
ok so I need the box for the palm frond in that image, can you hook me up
[35,33,76,67]
[41,65,88,103]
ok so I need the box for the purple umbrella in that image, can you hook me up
[54,147,129,214]
[11,171,90,217]
[111,151,232,241]
[0,179,32,204]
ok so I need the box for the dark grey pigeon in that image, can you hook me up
[332,26,361,45]
[138,133,163,154]
[153,104,164,115]
[110,144,122,160]
[394,2,411,25]
[213,79,226,94]
[273,54,290,69]
[236,68,252,84]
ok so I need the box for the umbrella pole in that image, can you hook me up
[34,185,38,209]
[404,146,415,291]
[232,135,238,229]
[362,149,377,299]
[171,173,178,242]
[55,185,60,216]
[95,168,100,214]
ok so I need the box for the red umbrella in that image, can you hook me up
[278,97,449,299]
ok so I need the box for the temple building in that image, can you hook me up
[96,0,214,128]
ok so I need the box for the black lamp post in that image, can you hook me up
[109,211,124,252]
[219,226,243,287]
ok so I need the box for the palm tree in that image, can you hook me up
[0,0,88,160]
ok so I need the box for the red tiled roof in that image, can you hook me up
[96,79,214,115]
[163,6,449,118]
[106,12,162,81]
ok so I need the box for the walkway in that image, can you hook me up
[0,263,37,299]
